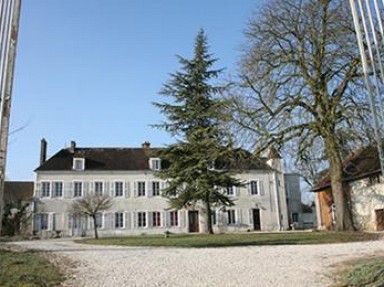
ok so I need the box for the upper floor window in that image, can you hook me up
[41,182,51,198]
[250,180,259,195]
[73,158,85,171]
[152,181,160,196]
[150,158,161,171]
[74,181,83,197]
[94,181,104,196]
[137,181,146,197]
[53,181,63,197]
[115,181,124,197]
[226,186,235,196]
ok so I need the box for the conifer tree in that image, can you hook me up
[153,30,242,234]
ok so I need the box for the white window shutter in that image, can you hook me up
[68,214,73,229]
[235,186,240,196]
[248,181,251,195]
[35,182,41,198]
[125,181,130,198]
[249,209,253,225]
[180,210,186,228]
[236,209,241,226]
[259,181,264,196]
[110,213,115,229]
[134,182,138,197]
[83,182,89,196]
[147,212,152,227]
[90,181,94,194]
[125,212,129,229]
[69,182,74,198]
[148,181,153,197]
[110,182,114,197]
[132,212,137,228]
[163,211,168,227]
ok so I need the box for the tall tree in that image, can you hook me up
[228,0,372,230]
[71,194,113,239]
[153,30,243,234]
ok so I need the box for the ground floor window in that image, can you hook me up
[138,212,146,227]
[95,213,103,228]
[152,212,161,227]
[227,210,236,225]
[39,213,49,230]
[115,212,124,228]
[211,210,216,225]
[170,211,178,226]
[292,213,299,223]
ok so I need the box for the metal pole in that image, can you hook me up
[0,0,21,236]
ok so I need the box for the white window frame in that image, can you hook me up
[41,181,51,198]
[137,211,147,227]
[94,181,104,196]
[52,181,63,198]
[137,181,146,197]
[152,181,160,196]
[227,209,236,225]
[115,212,124,229]
[250,180,259,195]
[169,210,178,227]
[150,158,161,171]
[152,211,161,227]
[73,181,83,197]
[73,158,85,171]
[114,181,124,197]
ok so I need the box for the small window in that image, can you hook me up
[170,211,178,226]
[95,213,103,228]
[94,181,103,196]
[41,182,51,198]
[137,181,146,197]
[73,158,85,171]
[115,181,124,197]
[226,186,235,196]
[138,212,146,227]
[292,213,299,223]
[152,181,160,196]
[115,212,124,228]
[74,181,83,197]
[53,182,63,197]
[227,210,236,225]
[250,181,259,195]
[150,158,161,170]
[152,212,161,227]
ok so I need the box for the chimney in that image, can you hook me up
[40,138,47,165]
[69,141,76,153]
[142,141,151,149]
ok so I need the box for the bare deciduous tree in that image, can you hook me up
[228,0,373,230]
[71,194,113,239]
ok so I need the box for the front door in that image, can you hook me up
[376,209,384,231]
[188,211,199,233]
[253,209,261,231]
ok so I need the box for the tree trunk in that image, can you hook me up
[326,139,354,231]
[92,215,99,239]
[205,195,214,234]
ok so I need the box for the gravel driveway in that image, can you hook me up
[4,238,384,287]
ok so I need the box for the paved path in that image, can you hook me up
[4,238,384,287]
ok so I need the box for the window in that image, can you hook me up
[115,212,124,228]
[152,181,160,196]
[115,181,124,197]
[250,180,259,195]
[95,213,103,228]
[138,212,146,227]
[170,211,178,226]
[152,212,161,227]
[292,213,299,223]
[53,182,63,197]
[74,181,83,197]
[227,210,236,225]
[226,186,234,196]
[73,158,85,171]
[150,158,161,170]
[40,214,49,230]
[94,181,103,196]
[41,182,50,198]
[138,181,146,197]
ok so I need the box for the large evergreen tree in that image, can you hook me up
[153,30,242,234]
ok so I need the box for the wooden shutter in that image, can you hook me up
[259,180,264,196]
[34,182,41,198]
[89,181,94,195]
[179,210,186,228]
[125,212,130,229]
[236,209,241,226]
[163,211,168,227]
[125,182,130,198]
[132,212,137,228]
[69,182,74,198]
[83,182,89,196]
[147,181,153,197]
[249,209,253,225]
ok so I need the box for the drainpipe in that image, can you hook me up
[273,171,282,231]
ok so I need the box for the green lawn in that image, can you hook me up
[338,257,384,287]
[77,231,379,248]
[0,249,63,287]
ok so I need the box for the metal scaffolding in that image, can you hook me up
[0,0,22,236]
[349,0,384,177]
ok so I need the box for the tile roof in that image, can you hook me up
[312,145,381,192]
[35,146,273,172]
[4,181,34,202]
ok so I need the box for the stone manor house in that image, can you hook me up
[32,139,302,237]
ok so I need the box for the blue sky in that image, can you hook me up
[7,0,261,180]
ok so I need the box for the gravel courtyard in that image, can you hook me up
[5,238,384,287]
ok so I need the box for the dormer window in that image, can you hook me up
[150,158,161,171]
[73,158,85,171]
